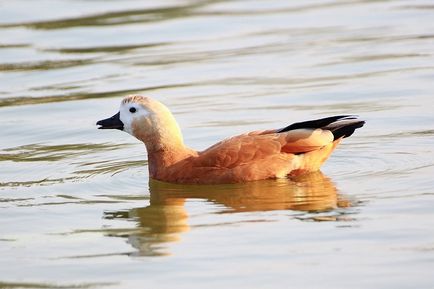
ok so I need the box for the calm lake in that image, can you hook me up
[1,1,434,288]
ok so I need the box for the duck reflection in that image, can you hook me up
[104,172,354,256]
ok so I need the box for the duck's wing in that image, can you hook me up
[196,133,283,169]
[278,128,334,153]
[277,115,365,139]
[277,115,365,153]
[195,115,364,169]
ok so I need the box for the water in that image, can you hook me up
[1,0,434,288]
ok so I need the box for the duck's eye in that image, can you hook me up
[129,107,136,113]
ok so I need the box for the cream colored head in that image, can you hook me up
[97,95,184,149]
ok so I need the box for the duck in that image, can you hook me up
[96,95,365,184]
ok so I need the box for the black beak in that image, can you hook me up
[96,112,124,130]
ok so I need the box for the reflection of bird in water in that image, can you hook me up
[104,172,355,256]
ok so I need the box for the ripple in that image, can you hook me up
[0,178,68,188]
[399,4,434,10]
[0,43,30,48]
[0,143,130,162]
[10,193,126,207]
[331,138,434,180]
[373,129,434,139]
[0,59,94,72]
[336,33,434,44]
[0,3,207,29]
[74,159,147,177]
[206,66,434,86]
[0,281,117,289]
[0,238,16,242]
[0,197,34,203]
[0,83,191,107]
[57,251,131,260]
[45,42,169,54]
[319,53,431,67]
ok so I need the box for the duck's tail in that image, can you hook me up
[281,115,365,176]
[278,115,365,140]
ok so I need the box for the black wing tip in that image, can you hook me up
[277,115,361,133]
[332,120,365,139]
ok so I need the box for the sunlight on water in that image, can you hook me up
[1,1,434,289]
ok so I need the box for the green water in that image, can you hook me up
[1,1,434,288]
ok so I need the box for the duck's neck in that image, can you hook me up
[139,119,195,178]
[145,139,194,178]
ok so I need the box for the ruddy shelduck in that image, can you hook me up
[97,95,364,184]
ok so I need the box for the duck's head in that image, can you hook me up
[97,95,183,145]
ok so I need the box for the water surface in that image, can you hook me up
[1,1,434,288]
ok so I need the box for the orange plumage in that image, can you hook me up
[97,95,364,184]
